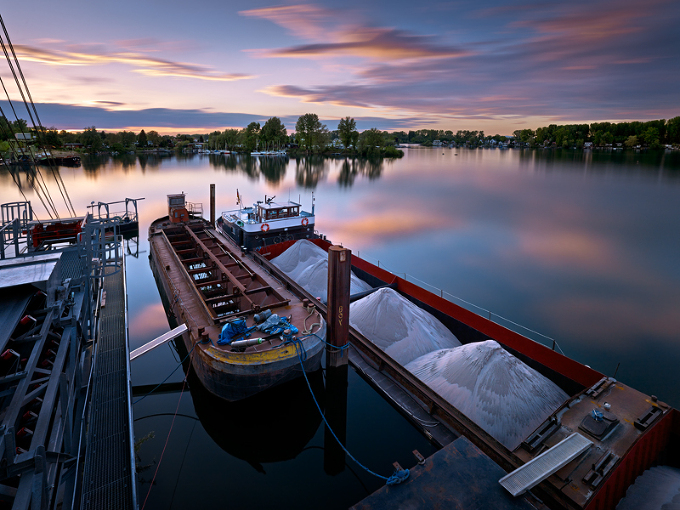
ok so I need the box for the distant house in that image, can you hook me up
[15,133,34,141]
[433,140,442,146]
[584,142,593,149]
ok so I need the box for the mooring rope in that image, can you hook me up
[288,338,410,486]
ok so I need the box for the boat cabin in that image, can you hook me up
[218,195,317,250]
[168,193,189,223]
[256,200,300,222]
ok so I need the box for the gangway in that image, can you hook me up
[499,433,593,497]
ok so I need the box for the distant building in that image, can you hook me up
[15,133,34,141]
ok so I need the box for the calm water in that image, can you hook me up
[2,147,680,508]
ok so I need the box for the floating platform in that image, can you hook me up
[352,437,544,510]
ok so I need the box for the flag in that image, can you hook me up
[236,189,241,206]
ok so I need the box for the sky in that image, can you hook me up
[1,0,679,135]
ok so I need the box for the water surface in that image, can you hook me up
[2,147,679,508]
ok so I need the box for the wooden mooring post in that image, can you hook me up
[326,245,350,368]
[324,245,351,474]
[210,184,216,227]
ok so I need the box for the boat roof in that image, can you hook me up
[257,200,301,210]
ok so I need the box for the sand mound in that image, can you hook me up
[271,240,372,300]
[350,287,461,365]
[406,340,568,450]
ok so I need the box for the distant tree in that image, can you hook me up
[223,129,242,150]
[357,128,388,155]
[260,117,287,148]
[80,127,102,152]
[42,128,62,148]
[138,129,148,147]
[295,113,328,152]
[337,117,357,151]
[147,130,161,146]
[625,135,638,148]
[666,117,680,144]
[243,122,260,152]
[642,127,660,148]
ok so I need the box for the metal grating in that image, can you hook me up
[81,267,135,510]
[60,247,83,280]
[499,433,592,496]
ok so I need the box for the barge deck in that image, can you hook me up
[148,195,325,401]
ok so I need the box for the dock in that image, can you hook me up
[80,264,136,509]
[0,205,137,509]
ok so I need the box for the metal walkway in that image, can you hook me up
[80,265,136,509]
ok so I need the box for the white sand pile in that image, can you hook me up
[271,240,372,300]
[349,287,461,365]
[406,340,569,450]
[616,466,680,510]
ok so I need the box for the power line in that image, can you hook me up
[0,15,78,218]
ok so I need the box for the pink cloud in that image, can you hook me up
[14,44,254,82]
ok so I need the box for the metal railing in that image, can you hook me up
[355,252,566,355]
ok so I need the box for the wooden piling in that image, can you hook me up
[326,245,350,368]
[210,184,216,227]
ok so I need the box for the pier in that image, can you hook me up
[0,206,136,509]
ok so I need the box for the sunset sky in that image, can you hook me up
[1,0,679,135]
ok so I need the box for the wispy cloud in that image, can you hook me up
[241,4,467,62]
[240,4,337,40]
[15,44,254,82]
[257,27,470,61]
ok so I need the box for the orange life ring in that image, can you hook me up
[301,217,309,226]
[261,223,270,232]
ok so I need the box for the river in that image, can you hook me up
[1,146,679,509]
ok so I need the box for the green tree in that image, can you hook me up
[147,130,161,146]
[138,129,148,147]
[81,127,102,152]
[243,122,261,152]
[260,117,287,148]
[295,113,328,152]
[625,135,638,148]
[666,117,680,144]
[337,117,357,151]
[357,128,388,156]
[642,127,660,148]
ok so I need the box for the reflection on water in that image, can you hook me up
[6,147,673,508]
[187,364,324,472]
[338,157,385,187]
[295,155,327,188]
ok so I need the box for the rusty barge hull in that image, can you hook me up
[148,215,324,401]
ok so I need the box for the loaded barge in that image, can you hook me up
[253,238,680,510]
[149,193,326,401]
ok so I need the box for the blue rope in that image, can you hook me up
[133,343,196,405]
[290,340,410,486]
[300,332,350,355]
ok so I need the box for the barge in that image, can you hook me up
[148,193,326,401]
[255,238,680,510]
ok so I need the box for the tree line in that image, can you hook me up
[524,118,680,149]
[3,114,678,157]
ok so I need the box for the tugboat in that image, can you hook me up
[217,192,318,250]
[149,193,326,401]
